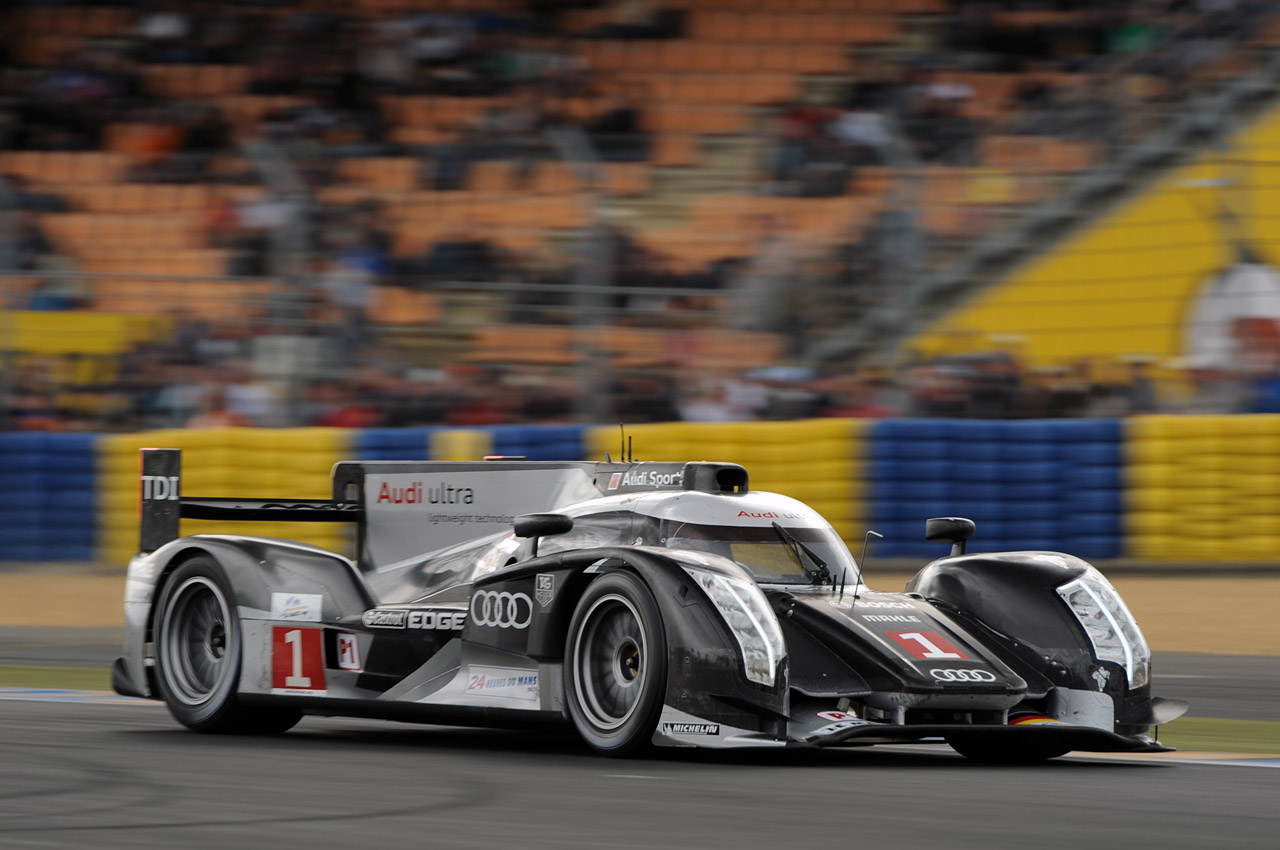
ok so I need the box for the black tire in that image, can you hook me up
[153,556,301,735]
[564,571,667,756]
[945,736,1072,764]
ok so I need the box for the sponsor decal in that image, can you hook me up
[810,711,873,737]
[141,475,179,501]
[407,609,465,631]
[464,666,538,701]
[860,614,922,623]
[271,592,322,622]
[855,600,915,610]
[535,574,555,607]
[929,668,997,683]
[888,631,968,660]
[470,590,533,629]
[271,626,326,695]
[362,609,407,629]
[816,710,861,722]
[376,481,474,505]
[1009,713,1060,726]
[736,510,810,519]
[336,632,361,671]
[1092,667,1111,692]
[618,469,684,488]
[661,722,721,736]
[607,473,622,491]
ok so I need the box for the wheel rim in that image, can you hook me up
[159,576,234,706]
[572,593,648,732]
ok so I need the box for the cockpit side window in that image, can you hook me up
[536,511,635,556]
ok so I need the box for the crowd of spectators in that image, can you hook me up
[8,319,1280,433]
[4,0,1280,434]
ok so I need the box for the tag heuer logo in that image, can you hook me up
[536,574,554,607]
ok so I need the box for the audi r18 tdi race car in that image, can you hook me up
[114,450,1187,761]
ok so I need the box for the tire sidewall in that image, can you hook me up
[564,571,667,755]
[153,556,243,731]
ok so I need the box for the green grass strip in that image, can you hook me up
[0,664,111,690]
[1161,717,1280,755]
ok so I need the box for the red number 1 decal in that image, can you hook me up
[888,631,968,660]
[272,626,326,692]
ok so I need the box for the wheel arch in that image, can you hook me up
[473,547,788,731]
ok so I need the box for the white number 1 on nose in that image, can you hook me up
[898,632,964,659]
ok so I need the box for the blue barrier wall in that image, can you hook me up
[0,432,97,561]
[866,419,1123,560]
[4,419,1132,564]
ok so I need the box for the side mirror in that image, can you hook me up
[925,517,976,557]
[514,513,574,557]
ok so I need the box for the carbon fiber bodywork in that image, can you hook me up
[115,451,1186,756]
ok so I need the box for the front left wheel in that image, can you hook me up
[153,556,300,735]
[564,571,667,756]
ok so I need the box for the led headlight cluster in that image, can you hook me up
[1056,572,1151,689]
[684,567,786,687]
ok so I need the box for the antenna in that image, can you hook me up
[619,424,625,461]
[627,435,632,463]
[851,530,882,605]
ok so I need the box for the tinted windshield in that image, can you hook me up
[660,520,859,586]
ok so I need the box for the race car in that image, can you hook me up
[114,449,1187,761]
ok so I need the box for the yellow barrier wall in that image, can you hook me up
[1126,415,1280,561]
[909,105,1280,367]
[586,419,867,543]
[98,427,352,566]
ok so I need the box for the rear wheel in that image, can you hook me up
[564,571,667,756]
[153,556,300,735]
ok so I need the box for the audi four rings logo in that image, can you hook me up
[470,591,533,629]
[930,668,997,682]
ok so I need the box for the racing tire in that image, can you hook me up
[945,736,1072,764]
[153,556,301,735]
[564,571,667,756]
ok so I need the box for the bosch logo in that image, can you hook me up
[470,591,532,629]
[929,668,997,683]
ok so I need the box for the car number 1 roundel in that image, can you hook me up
[271,626,326,695]
[886,631,968,660]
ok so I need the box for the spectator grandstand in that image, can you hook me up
[3,0,1280,431]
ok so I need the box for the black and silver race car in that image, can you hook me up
[114,450,1186,761]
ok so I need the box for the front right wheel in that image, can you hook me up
[564,571,667,756]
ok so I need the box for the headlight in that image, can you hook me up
[1056,572,1151,689]
[683,567,786,687]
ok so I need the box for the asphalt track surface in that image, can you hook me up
[2,633,1279,849]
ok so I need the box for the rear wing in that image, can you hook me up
[138,448,749,568]
[139,448,361,553]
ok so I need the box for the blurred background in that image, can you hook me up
[8,0,1280,431]
[6,0,1280,565]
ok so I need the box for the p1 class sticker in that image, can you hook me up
[336,632,361,671]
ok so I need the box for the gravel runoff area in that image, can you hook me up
[0,564,1276,656]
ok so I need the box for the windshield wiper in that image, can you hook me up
[771,522,831,587]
